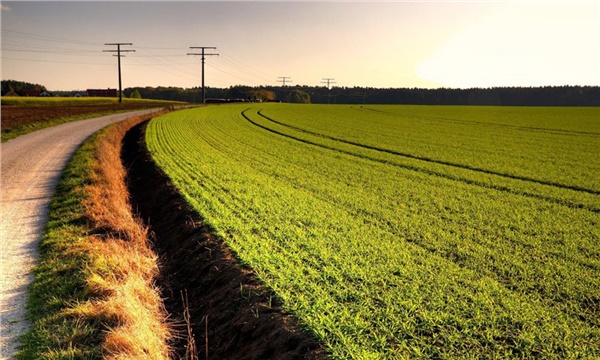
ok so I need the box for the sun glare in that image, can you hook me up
[417,3,599,88]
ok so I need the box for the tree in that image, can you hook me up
[130,89,142,99]
[285,89,311,104]
[1,79,46,96]
[226,85,252,99]
[247,89,275,101]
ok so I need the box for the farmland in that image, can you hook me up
[145,104,600,358]
[1,96,184,142]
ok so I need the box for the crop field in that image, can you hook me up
[1,96,184,142]
[146,104,600,358]
[0,96,180,106]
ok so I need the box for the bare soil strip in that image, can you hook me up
[1,102,176,130]
[122,122,326,359]
[0,109,163,360]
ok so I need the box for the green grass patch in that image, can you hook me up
[146,104,600,358]
[16,131,103,359]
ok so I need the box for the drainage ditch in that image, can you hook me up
[121,121,325,359]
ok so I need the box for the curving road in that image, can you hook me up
[0,109,162,359]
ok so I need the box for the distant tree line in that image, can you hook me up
[289,85,600,106]
[122,86,278,103]
[1,80,47,96]
[126,85,599,106]
[4,80,599,106]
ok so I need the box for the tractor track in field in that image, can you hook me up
[241,109,599,213]
[254,109,599,195]
[358,105,600,137]
[122,121,325,360]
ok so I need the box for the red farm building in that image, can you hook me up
[87,88,117,97]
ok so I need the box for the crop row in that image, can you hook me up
[258,104,600,193]
[146,104,600,358]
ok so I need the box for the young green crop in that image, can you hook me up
[146,104,600,358]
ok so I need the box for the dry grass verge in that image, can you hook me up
[17,111,173,359]
[20,109,322,359]
[70,113,172,359]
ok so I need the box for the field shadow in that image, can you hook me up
[121,121,325,360]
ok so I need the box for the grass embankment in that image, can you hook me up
[1,96,188,142]
[18,114,172,359]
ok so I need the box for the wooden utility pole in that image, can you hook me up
[321,78,336,89]
[188,46,219,103]
[321,78,336,104]
[104,43,134,103]
[277,77,292,101]
[277,76,292,87]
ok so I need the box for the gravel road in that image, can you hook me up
[0,109,161,359]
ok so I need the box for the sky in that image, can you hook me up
[1,1,599,91]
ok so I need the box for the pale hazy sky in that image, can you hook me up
[1,1,599,91]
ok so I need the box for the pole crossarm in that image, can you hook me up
[321,78,336,89]
[277,76,292,87]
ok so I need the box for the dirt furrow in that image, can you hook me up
[122,121,325,359]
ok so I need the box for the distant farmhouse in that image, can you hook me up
[87,88,117,97]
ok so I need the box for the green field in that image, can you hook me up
[146,104,600,358]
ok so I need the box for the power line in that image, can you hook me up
[1,29,101,46]
[277,76,292,87]
[1,56,111,65]
[219,51,275,81]
[136,45,185,50]
[132,48,198,79]
[205,63,265,86]
[215,56,272,84]
[2,48,99,54]
[188,46,219,103]
[104,43,135,103]
[126,56,196,82]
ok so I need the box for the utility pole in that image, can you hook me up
[277,77,292,87]
[321,78,336,89]
[104,43,134,103]
[277,77,292,100]
[188,46,219,103]
[321,78,336,104]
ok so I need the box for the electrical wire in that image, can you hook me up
[1,29,101,46]
[0,56,111,65]
[2,29,279,87]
